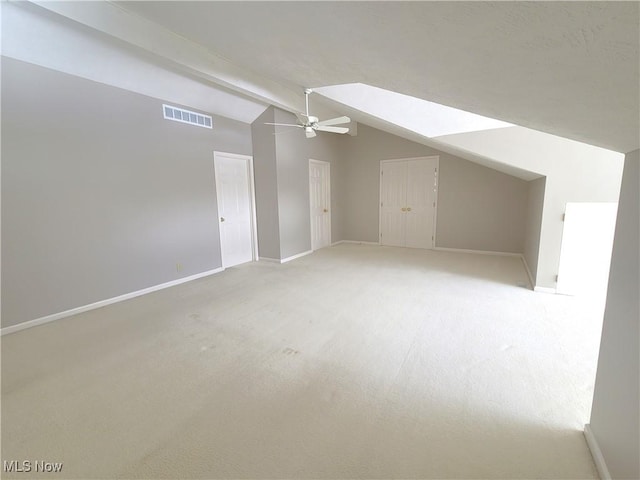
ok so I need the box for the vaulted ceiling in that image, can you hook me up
[5,1,638,155]
[115,1,639,153]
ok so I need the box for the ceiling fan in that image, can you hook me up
[266,88,350,138]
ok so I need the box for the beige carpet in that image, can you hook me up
[1,244,603,479]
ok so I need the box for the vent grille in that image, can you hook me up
[163,104,212,129]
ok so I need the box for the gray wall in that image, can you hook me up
[437,156,527,253]
[274,109,313,259]
[342,124,529,253]
[251,107,346,260]
[251,107,281,259]
[435,127,624,288]
[2,58,252,328]
[589,149,639,480]
[523,177,547,281]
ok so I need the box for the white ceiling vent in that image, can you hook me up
[163,104,212,129]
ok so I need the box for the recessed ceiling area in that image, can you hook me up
[314,83,513,138]
[115,1,639,153]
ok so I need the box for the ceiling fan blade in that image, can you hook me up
[316,126,349,134]
[305,129,317,138]
[264,122,303,128]
[316,116,351,127]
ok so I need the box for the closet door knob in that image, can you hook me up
[407,207,412,212]
[401,207,407,212]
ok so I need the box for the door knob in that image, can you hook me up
[401,207,407,212]
[407,207,412,212]
[220,217,225,222]
[323,208,328,213]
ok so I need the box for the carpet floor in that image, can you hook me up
[1,244,604,479]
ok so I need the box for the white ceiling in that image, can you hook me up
[315,83,513,138]
[115,1,639,153]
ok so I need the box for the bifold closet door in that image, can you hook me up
[405,159,437,248]
[380,161,408,247]
[380,157,437,249]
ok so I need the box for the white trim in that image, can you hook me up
[520,256,535,289]
[258,257,281,263]
[281,250,313,263]
[214,151,258,267]
[248,155,260,261]
[335,240,380,246]
[584,424,612,480]
[534,286,557,294]
[258,250,314,264]
[1,267,225,336]
[433,247,522,257]
[432,160,440,249]
[434,247,536,289]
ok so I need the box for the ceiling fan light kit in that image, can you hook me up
[265,88,350,139]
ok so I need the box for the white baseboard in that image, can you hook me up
[520,256,535,289]
[258,257,281,263]
[434,247,540,290]
[260,250,314,264]
[584,424,612,480]
[334,240,380,246]
[433,246,522,257]
[281,249,313,263]
[1,267,225,336]
[534,286,557,294]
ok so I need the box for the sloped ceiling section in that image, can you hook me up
[115,1,639,153]
[2,1,269,123]
[312,93,543,181]
[315,83,513,138]
[26,0,341,123]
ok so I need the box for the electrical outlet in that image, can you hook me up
[176,263,182,272]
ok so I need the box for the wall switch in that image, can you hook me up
[176,263,183,272]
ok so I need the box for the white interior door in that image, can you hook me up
[380,161,408,247]
[214,152,255,268]
[380,157,438,249]
[309,160,331,250]
[556,202,618,296]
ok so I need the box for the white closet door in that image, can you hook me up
[405,158,438,248]
[380,157,438,249]
[380,161,408,247]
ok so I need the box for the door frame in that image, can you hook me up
[309,159,331,250]
[379,156,439,248]
[213,151,259,267]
